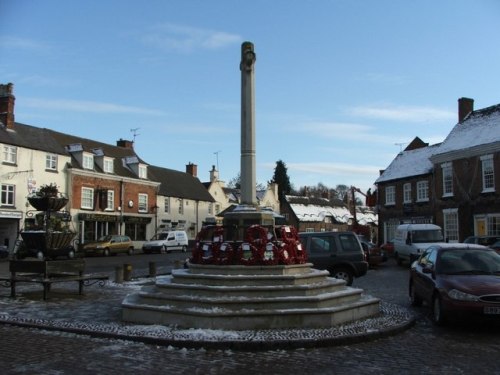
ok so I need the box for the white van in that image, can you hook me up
[393,224,446,265]
[142,231,189,254]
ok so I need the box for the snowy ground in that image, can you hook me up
[0,276,414,350]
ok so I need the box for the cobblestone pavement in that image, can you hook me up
[1,259,500,374]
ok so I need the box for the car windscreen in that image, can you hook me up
[412,230,443,243]
[438,249,500,274]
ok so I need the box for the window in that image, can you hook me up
[106,190,114,210]
[103,158,114,173]
[403,183,412,203]
[138,193,148,212]
[139,164,147,179]
[81,187,94,209]
[164,197,170,213]
[416,181,429,202]
[481,155,495,192]
[215,204,220,214]
[385,186,395,205]
[3,145,17,164]
[441,162,453,196]
[443,208,459,242]
[487,215,500,236]
[83,153,94,169]
[208,203,213,215]
[46,154,57,171]
[178,199,184,215]
[1,184,14,206]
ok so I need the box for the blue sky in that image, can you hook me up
[1,1,500,195]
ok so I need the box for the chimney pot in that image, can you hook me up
[117,139,134,149]
[0,82,15,129]
[458,97,474,123]
[186,163,197,177]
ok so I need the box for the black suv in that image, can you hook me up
[298,231,368,286]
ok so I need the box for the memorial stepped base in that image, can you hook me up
[122,263,380,330]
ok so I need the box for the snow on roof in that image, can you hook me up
[432,103,500,156]
[356,209,378,226]
[375,143,441,183]
[290,202,353,223]
[286,195,353,223]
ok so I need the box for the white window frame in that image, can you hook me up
[45,154,58,171]
[3,145,17,164]
[441,162,453,197]
[82,153,94,170]
[164,197,170,213]
[139,164,147,179]
[385,186,395,205]
[178,199,184,215]
[103,157,114,174]
[443,208,459,243]
[416,180,429,202]
[487,214,500,236]
[1,184,15,206]
[403,183,412,203]
[208,203,213,215]
[138,193,148,213]
[106,190,114,211]
[81,187,94,209]
[481,154,495,192]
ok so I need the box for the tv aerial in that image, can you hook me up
[131,128,140,143]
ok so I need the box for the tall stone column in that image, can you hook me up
[240,41,257,206]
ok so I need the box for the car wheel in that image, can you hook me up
[127,247,134,256]
[103,248,110,257]
[182,245,187,253]
[331,267,354,286]
[409,281,422,306]
[432,294,446,326]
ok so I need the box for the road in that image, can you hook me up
[1,257,500,374]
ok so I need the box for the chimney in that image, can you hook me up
[186,163,197,177]
[116,139,134,149]
[209,165,219,182]
[0,83,15,129]
[458,97,474,123]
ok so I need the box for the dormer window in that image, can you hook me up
[82,153,94,170]
[139,164,147,179]
[103,157,114,173]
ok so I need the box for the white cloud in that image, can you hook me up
[141,23,241,53]
[347,104,455,123]
[23,98,165,116]
[0,36,52,52]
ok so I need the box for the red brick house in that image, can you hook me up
[375,98,500,244]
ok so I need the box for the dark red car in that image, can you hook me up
[380,240,394,257]
[409,243,500,325]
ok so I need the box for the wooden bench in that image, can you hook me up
[0,259,109,300]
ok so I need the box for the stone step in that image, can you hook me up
[122,294,381,330]
[153,275,347,298]
[134,285,364,311]
[171,267,332,287]
[187,262,314,276]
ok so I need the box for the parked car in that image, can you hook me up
[394,223,446,266]
[464,235,500,248]
[298,231,368,286]
[0,245,9,259]
[409,243,500,325]
[142,230,188,254]
[490,241,500,254]
[83,235,134,256]
[359,239,386,268]
[13,240,79,260]
[380,240,395,257]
